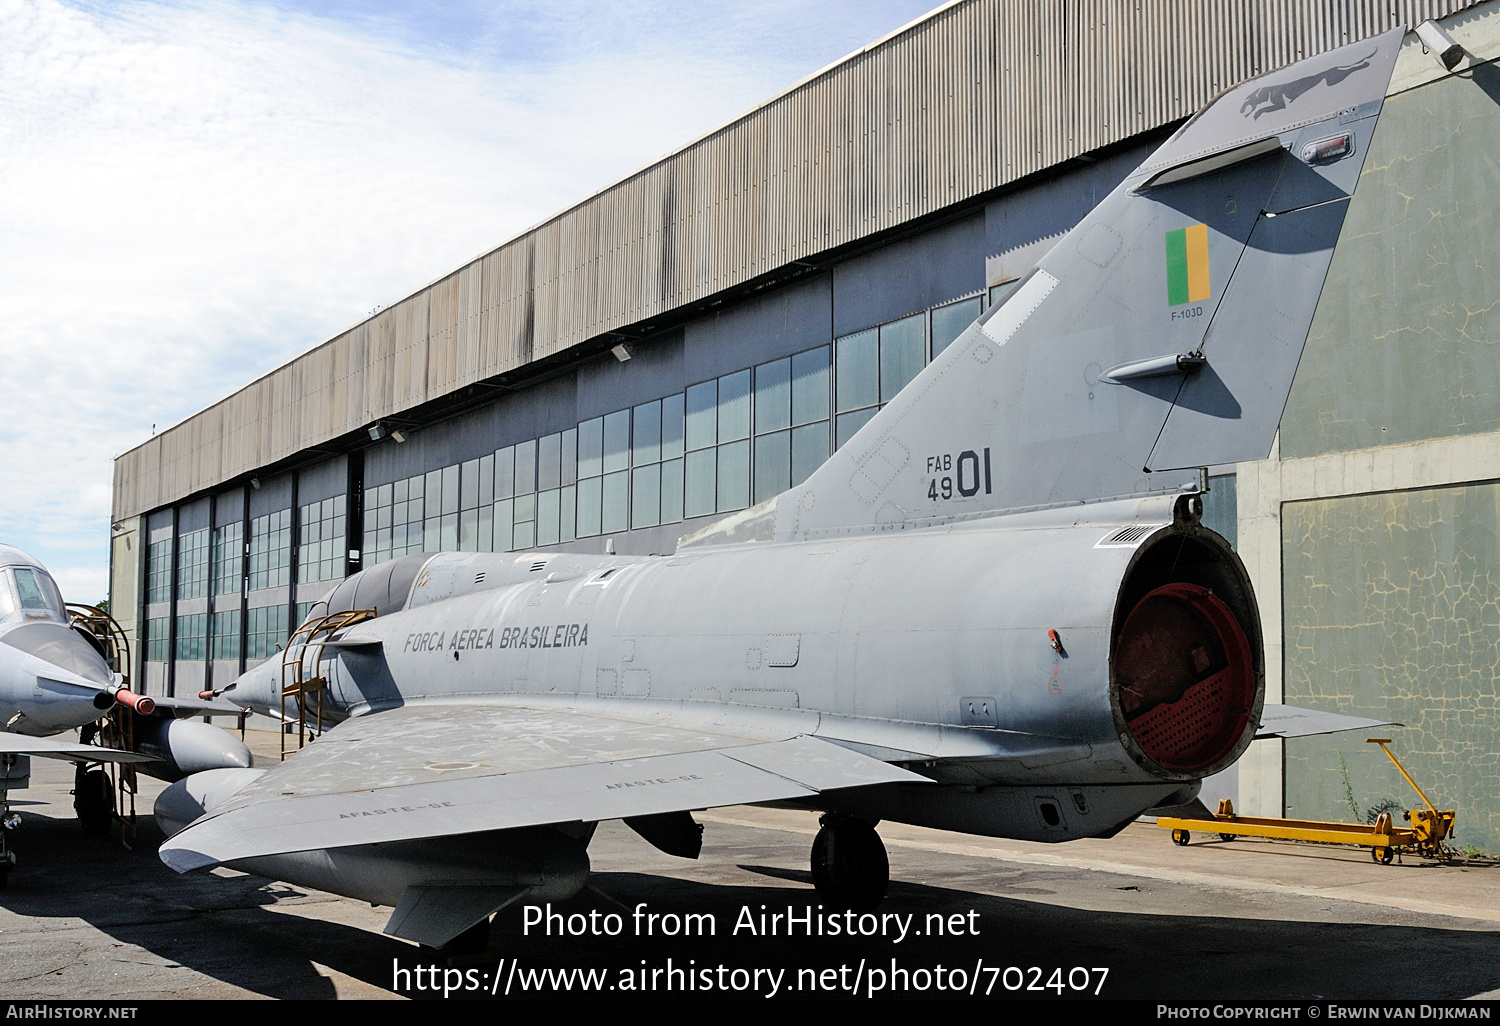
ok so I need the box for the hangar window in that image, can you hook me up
[790,347,831,487]
[248,509,292,592]
[754,359,792,502]
[537,439,560,545]
[362,484,384,565]
[716,370,751,513]
[246,604,289,660]
[663,396,685,525]
[685,380,718,519]
[297,495,346,583]
[835,312,926,449]
[575,422,603,538]
[577,396,687,539]
[422,464,460,552]
[629,400,674,529]
[683,370,754,518]
[147,539,173,605]
[534,430,577,547]
[459,453,499,553]
[512,441,538,549]
[479,452,497,546]
[176,529,209,600]
[210,609,239,660]
[880,315,925,402]
[632,407,660,529]
[931,296,982,358]
[754,346,831,502]
[492,449,515,552]
[579,411,631,537]
[600,410,630,533]
[459,457,482,551]
[145,616,170,663]
[365,481,389,565]
[364,474,428,564]
[630,402,660,528]
[211,522,242,596]
[174,612,206,661]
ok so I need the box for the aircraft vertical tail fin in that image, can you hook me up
[767,27,1404,543]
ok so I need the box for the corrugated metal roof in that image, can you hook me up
[113,0,1474,520]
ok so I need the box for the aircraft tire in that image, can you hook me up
[73,768,115,837]
[810,816,888,912]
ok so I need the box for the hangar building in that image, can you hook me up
[110,0,1500,850]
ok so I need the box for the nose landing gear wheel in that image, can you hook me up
[810,814,888,912]
[73,767,115,837]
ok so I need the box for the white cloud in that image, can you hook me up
[0,0,937,597]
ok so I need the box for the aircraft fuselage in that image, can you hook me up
[230,492,1261,843]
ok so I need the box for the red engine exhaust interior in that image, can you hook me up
[1114,582,1254,772]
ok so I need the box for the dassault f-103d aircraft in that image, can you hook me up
[157,29,1406,950]
[0,544,250,885]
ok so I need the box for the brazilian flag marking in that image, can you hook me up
[1165,224,1210,306]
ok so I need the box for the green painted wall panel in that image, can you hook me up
[1281,63,1500,458]
[1283,484,1500,852]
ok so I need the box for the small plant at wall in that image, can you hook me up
[1365,796,1403,826]
[1337,750,1362,822]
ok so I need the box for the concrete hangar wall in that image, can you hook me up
[110,1,1500,849]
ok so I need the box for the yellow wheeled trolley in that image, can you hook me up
[1157,739,1456,864]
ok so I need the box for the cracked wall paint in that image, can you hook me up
[1283,484,1500,852]
[1281,60,1500,459]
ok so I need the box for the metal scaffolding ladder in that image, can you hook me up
[279,608,376,761]
[66,603,138,850]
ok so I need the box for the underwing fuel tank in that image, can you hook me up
[131,715,253,782]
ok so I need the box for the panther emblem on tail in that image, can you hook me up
[1240,50,1376,118]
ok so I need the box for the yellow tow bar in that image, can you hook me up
[1156,738,1456,864]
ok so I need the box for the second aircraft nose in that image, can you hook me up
[220,660,282,719]
[1,621,116,687]
[0,622,120,733]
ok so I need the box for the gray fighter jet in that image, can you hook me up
[157,29,1405,950]
[0,544,251,885]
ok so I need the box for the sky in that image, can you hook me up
[0,0,942,603]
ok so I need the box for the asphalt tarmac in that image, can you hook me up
[0,730,1495,1001]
